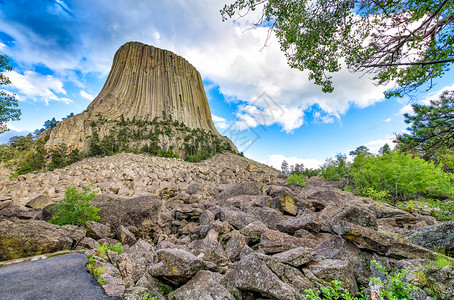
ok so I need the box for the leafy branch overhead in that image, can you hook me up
[221,0,454,97]
[0,54,21,134]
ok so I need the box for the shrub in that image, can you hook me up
[108,242,123,255]
[304,280,367,299]
[304,261,417,300]
[351,151,454,203]
[319,154,349,182]
[49,186,100,226]
[287,173,306,187]
[370,260,417,300]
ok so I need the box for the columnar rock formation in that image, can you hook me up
[45,42,230,151]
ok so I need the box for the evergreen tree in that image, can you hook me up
[396,90,454,158]
[281,160,289,173]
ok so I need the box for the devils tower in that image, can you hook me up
[45,42,236,157]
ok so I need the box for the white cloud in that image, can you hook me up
[235,103,304,133]
[420,83,454,105]
[383,118,391,122]
[212,114,229,130]
[7,71,68,104]
[398,83,454,116]
[262,154,323,170]
[1,0,389,129]
[364,136,395,154]
[80,90,94,100]
[6,123,24,132]
[398,104,414,115]
[60,97,74,104]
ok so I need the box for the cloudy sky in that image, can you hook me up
[1,0,453,169]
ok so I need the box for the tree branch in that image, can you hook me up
[363,58,454,67]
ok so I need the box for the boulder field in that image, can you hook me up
[1,152,453,299]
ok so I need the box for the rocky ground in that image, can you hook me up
[1,152,453,299]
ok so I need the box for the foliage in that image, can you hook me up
[360,187,391,203]
[43,117,58,130]
[142,294,159,300]
[287,173,305,188]
[14,138,47,176]
[379,143,392,156]
[86,254,96,271]
[0,54,21,134]
[370,260,418,300]
[350,151,454,202]
[396,91,454,159]
[435,149,454,173]
[349,145,370,157]
[88,115,232,161]
[108,242,123,255]
[95,243,109,258]
[221,1,454,97]
[281,160,289,173]
[0,133,34,161]
[304,280,367,300]
[94,242,123,258]
[319,154,349,182]
[397,198,454,221]
[49,186,100,226]
[426,248,453,268]
[92,266,106,285]
[304,261,417,300]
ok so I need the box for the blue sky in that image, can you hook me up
[1,0,453,169]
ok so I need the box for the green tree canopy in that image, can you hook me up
[396,90,454,158]
[0,54,21,133]
[349,145,371,157]
[221,0,454,97]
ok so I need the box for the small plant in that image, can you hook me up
[49,186,100,226]
[95,243,109,258]
[370,260,417,300]
[413,271,440,298]
[304,280,367,300]
[304,261,417,300]
[108,242,123,255]
[142,293,159,300]
[95,242,123,259]
[93,266,106,285]
[86,254,96,271]
[429,248,452,268]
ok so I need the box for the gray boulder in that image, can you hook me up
[410,222,454,255]
[169,270,236,300]
[333,221,439,260]
[218,182,263,200]
[0,219,74,261]
[25,195,53,208]
[85,221,112,240]
[330,205,378,230]
[276,213,320,234]
[94,195,163,233]
[149,248,216,282]
[259,228,317,254]
[227,254,306,300]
